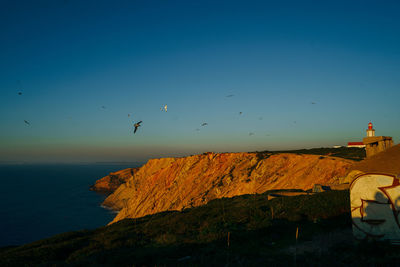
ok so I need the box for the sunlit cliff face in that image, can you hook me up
[101,152,354,224]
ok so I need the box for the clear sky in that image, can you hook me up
[1,0,399,163]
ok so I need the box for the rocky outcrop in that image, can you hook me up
[102,152,354,224]
[90,168,139,193]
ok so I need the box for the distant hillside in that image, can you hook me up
[103,152,354,223]
[256,147,366,161]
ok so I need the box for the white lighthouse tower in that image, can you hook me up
[366,122,375,137]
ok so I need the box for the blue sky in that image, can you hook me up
[1,0,399,163]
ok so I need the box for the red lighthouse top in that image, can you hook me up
[368,122,373,130]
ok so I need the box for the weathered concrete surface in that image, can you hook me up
[350,173,400,242]
[363,136,393,158]
[102,152,354,224]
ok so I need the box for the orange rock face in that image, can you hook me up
[103,153,354,224]
[90,168,139,193]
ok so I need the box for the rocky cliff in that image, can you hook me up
[90,167,139,193]
[102,152,354,224]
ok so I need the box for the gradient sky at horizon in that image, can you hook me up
[1,0,400,163]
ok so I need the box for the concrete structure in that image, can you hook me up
[350,173,400,244]
[362,122,393,158]
[363,136,394,157]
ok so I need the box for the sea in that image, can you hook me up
[0,163,141,247]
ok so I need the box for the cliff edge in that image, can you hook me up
[90,167,139,193]
[102,152,354,224]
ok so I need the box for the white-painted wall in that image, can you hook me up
[350,173,400,242]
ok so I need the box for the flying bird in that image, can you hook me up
[201,123,208,126]
[17,80,23,95]
[160,104,167,112]
[226,94,234,98]
[311,102,316,105]
[101,106,107,109]
[249,132,255,136]
[133,120,142,134]
[24,120,30,125]
[239,112,243,115]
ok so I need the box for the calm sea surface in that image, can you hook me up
[0,164,139,247]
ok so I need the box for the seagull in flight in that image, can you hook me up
[226,94,234,98]
[17,80,23,95]
[133,121,142,134]
[201,122,208,127]
[311,102,316,105]
[24,120,30,125]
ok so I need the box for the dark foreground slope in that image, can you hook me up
[2,189,398,266]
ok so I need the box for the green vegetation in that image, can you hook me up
[2,189,400,266]
[256,147,366,161]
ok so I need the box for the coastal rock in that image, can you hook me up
[102,152,354,224]
[90,167,139,193]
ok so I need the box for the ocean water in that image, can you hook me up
[0,164,139,247]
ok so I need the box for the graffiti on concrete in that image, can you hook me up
[350,173,400,242]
